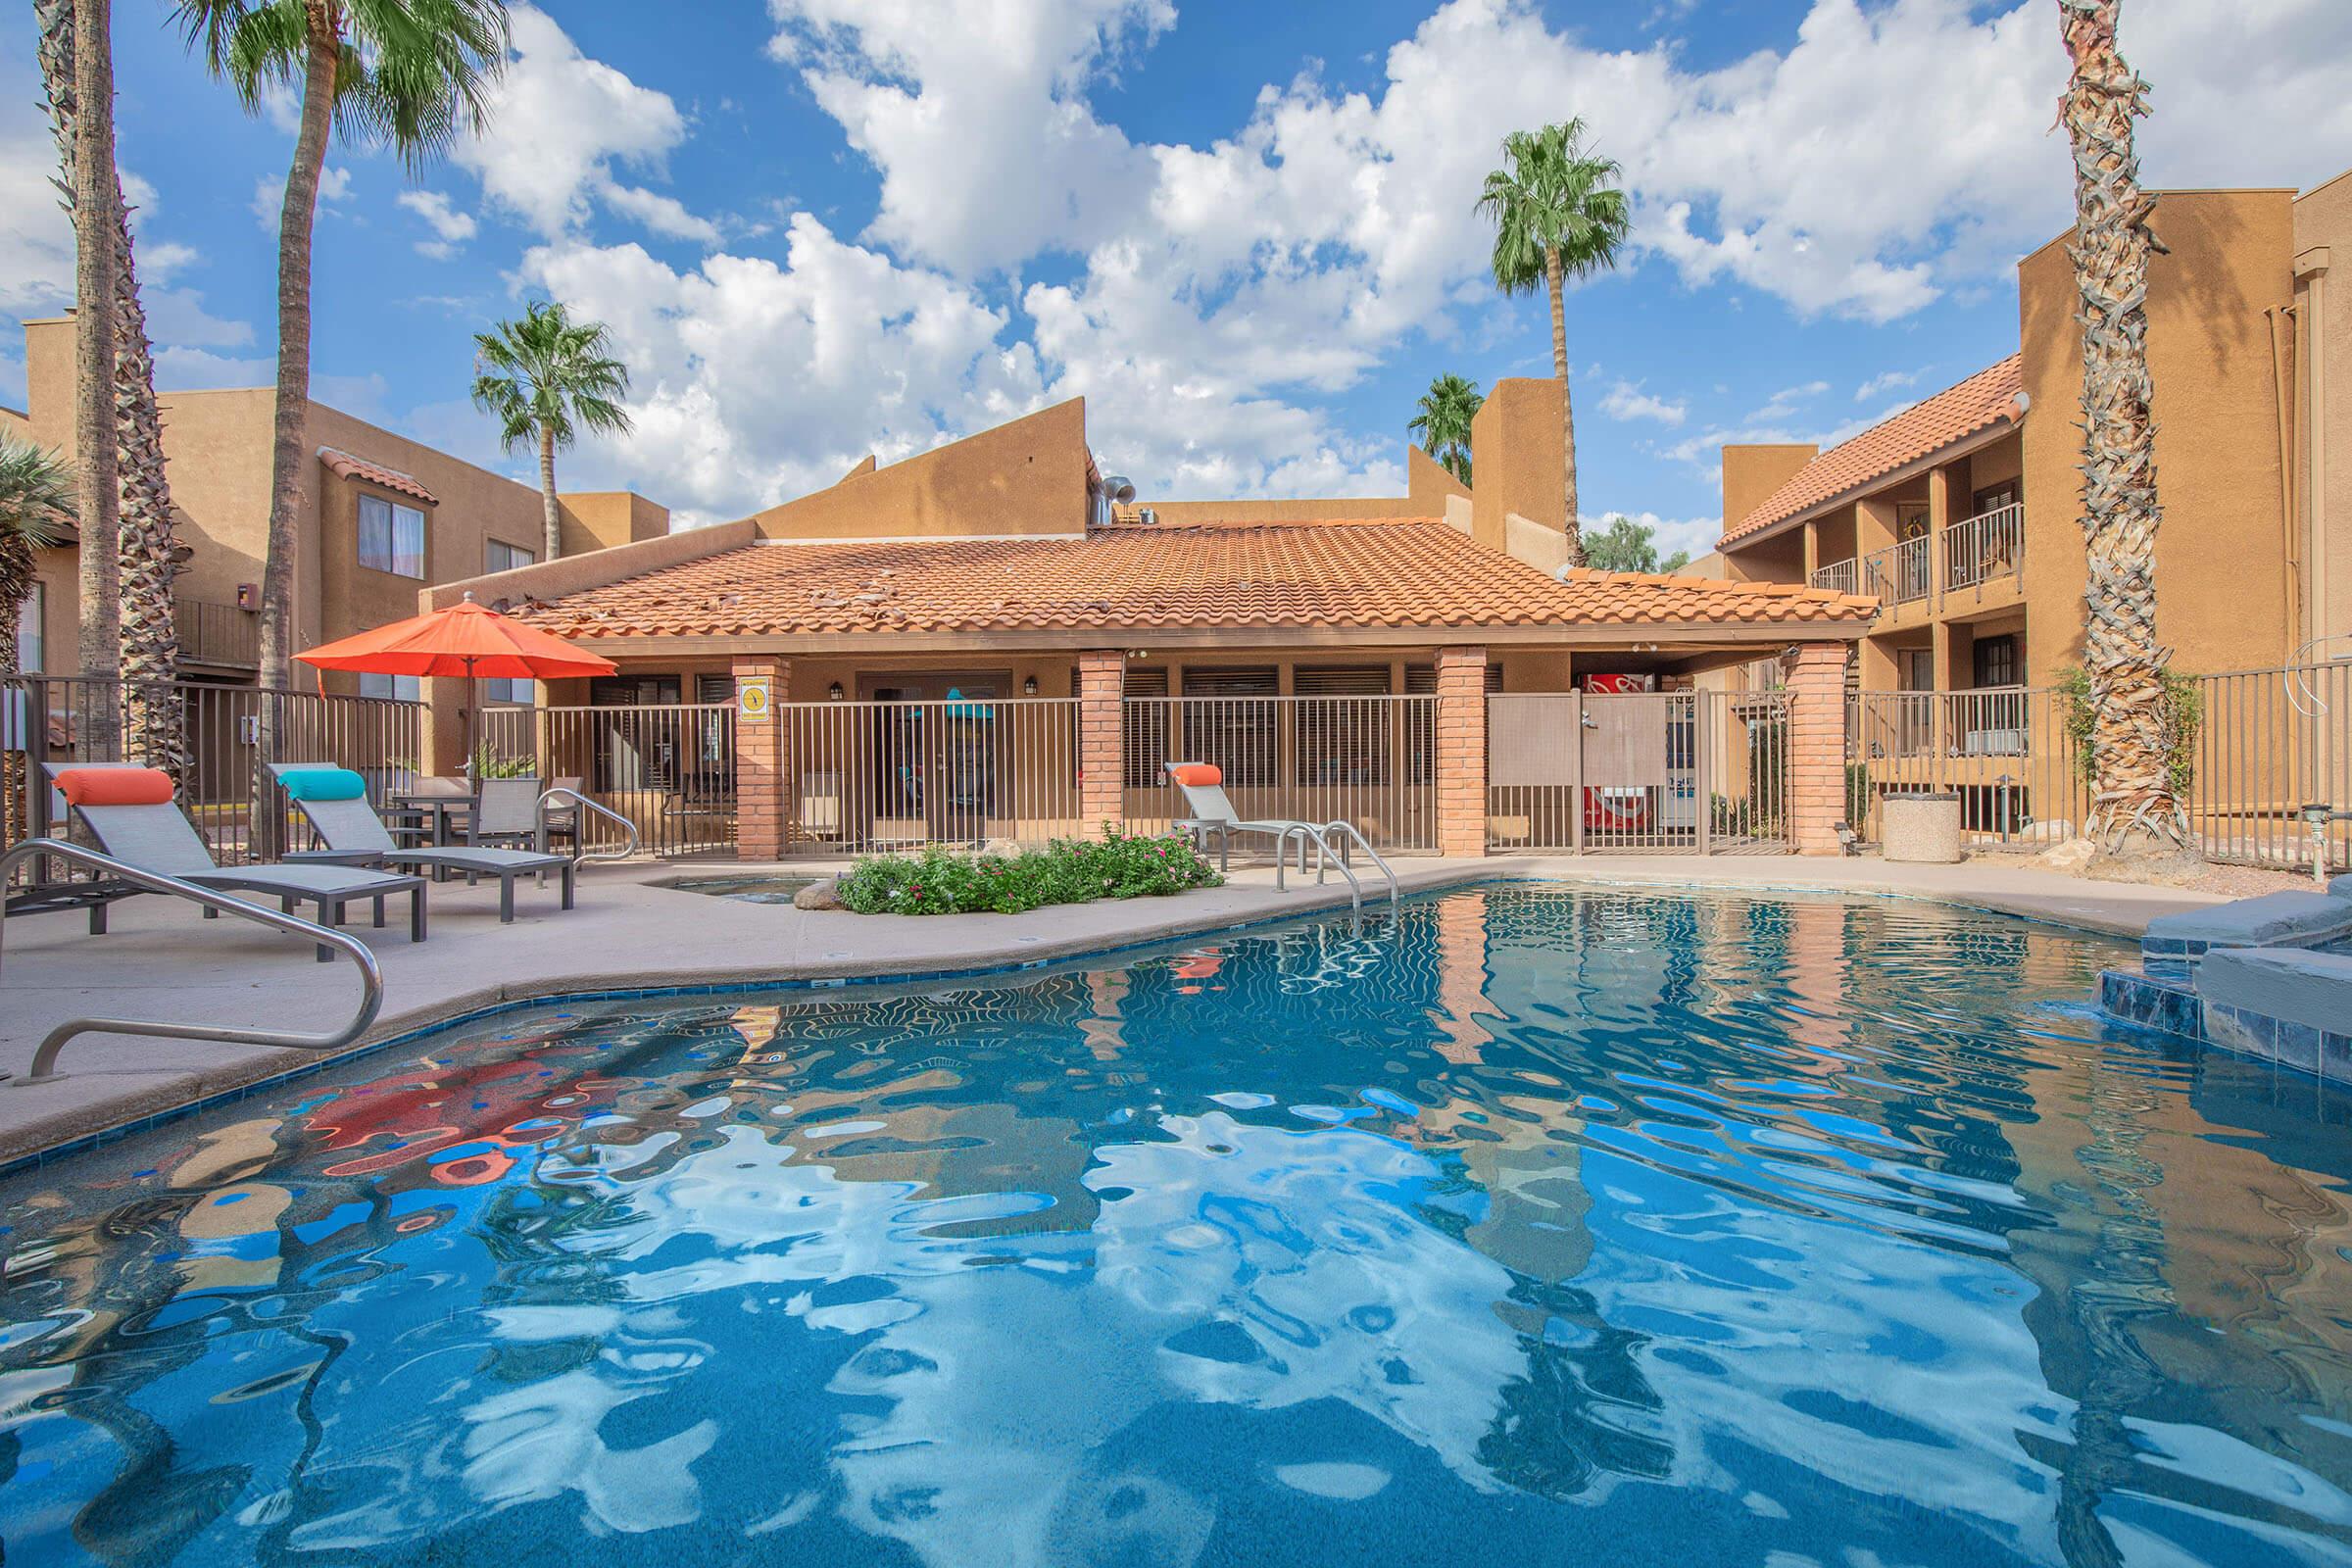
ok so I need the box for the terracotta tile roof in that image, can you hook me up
[1721,355,2024,547]
[318,446,438,506]
[510,519,1876,641]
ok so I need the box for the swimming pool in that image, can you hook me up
[3,887,2348,1566]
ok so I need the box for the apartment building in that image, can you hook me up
[1716,174,2352,698]
[1,314,670,699]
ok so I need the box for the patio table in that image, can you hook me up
[386,790,475,847]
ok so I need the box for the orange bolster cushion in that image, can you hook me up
[1169,763,1222,787]
[57,766,175,808]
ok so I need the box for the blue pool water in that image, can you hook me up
[3,887,2351,1566]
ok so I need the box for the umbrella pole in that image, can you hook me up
[466,655,479,783]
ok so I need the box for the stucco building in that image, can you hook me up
[1714,172,2352,697]
[2,313,668,695]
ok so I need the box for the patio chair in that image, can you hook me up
[271,765,574,923]
[49,764,426,958]
[467,776,546,853]
[539,775,584,855]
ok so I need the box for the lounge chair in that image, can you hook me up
[1160,761,1399,906]
[50,764,426,958]
[272,765,574,923]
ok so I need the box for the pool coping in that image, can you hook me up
[0,858,2194,1176]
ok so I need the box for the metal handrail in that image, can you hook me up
[0,838,383,1085]
[1267,819,1398,912]
[1318,818,1401,906]
[537,786,640,862]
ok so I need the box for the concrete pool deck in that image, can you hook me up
[0,854,2229,1166]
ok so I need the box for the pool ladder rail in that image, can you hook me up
[538,786,640,862]
[1271,820,1400,913]
[0,838,384,1086]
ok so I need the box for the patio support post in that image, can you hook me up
[1436,645,1488,858]
[733,655,791,860]
[1078,649,1123,837]
[1784,641,1848,856]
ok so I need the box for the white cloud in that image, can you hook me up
[1600,379,1687,426]
[153,346,274,390]
[450,5,713,245]
[397,189,479,260]
[767,0,1172,274]
[1855,367,1923,402]
[514,216,1048,520]
[0,47,72,318]
[142,287,253,349]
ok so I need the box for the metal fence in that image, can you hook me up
[2188,662,2352,871]
[479,702,738,858]
[1119,694,1441,853]
[1942,502,2025,598]
[1485,690,1792,855]
[4,675,423,885]
[1848,687,2086,851]
[1848,663,2352,872]
[674,697,1083,858]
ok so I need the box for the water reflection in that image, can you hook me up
[2,889,2349,1567]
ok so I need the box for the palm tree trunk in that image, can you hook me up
[2059,0,2185,856]
[256,21,338,695]
[540,425,563,561]
[1544,246,1584,568]
[65,0,122,760]
[250,14,339,858]
[36,0,187,780]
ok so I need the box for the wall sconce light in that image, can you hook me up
[827,681,844,701]
[1022,676,1038,696]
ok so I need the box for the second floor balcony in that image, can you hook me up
[174,598,260,669]
[1808,502,2024,615]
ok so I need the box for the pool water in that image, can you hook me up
[4,887,2351,1567]
[666,873,819,905]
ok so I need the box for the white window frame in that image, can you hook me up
[358,493,427,578]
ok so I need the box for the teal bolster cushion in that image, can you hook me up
[281,767,368,802]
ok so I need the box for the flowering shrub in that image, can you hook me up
[835,828,1221,915]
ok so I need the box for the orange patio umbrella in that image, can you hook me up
[296,593,616,774]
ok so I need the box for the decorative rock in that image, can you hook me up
[792,877,843,910]
[2036,837,2098,873]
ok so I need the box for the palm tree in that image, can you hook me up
[1476,120,1631,568]
[62,0,120,760]
[38,0,188,779]
[470,301,634,561]
[1,437,72,845]
[175,0,509,691]
[2058,0,2186,857]
[1407,373,1483,486]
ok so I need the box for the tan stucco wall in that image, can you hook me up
[2020,187,2297,687]
[1720,444,1818,545]
[1145,496,1431,522]
[1469,378,1564,552]
[558,490,671,557]
[2295,170,2352,651]
[748,398,1091,541]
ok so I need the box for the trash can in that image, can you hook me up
[1882,792,1963,864]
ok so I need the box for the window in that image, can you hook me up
[486,539,535,575]
[16,581,42,672]
[358,672,421,701]
[1123,666,1170,788]
[485,675,535,706]
[1972,481,2020,515]
[1972,634,2019,689]
[1179,666,1277,787]
[358,494,426,577]
[1294,666,1391,786]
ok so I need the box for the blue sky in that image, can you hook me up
[5,0,2351,560]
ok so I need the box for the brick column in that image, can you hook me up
[732,655,790,861]
[1783,641,1848,857]
[1077,650,1124,836]
[1435,645,1488,858]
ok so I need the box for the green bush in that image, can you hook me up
[835,827,1223,915]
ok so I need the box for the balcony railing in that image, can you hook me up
[1807,558,1858,596]
[174,599,260,669]
[1943,501,2025,596]
[1860,535,1932,607]
[1811,503,2028,615]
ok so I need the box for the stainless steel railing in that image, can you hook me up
[1807,559,1859,596]
[537,785,640,862]
[1942,502,2026,598]
[0,838,384,1084]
